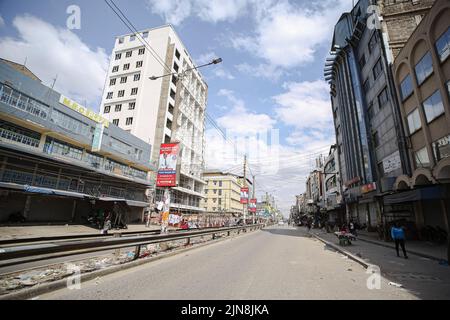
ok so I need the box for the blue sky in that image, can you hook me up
[0,0,354,215]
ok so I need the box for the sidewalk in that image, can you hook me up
[309,228,447,262]
[356,230,447,262]
[306,227,450,300]
[0,224,170,241]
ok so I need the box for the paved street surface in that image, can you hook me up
[309,228,450,300]
[38,226,420,300]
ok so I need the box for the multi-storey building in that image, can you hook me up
[201,171,244,216]
[99,25,208,218]
[0,59,155,223]
[325,0,432,228]
[322,145,345,225]
[389,0,450,234]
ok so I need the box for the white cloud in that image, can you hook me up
[213,68,234,80]
[196,51,218,65]
[147,0,248,25]
[0,15,5,28]
[274,80,333,131]
[231,0,352,68]
[235,62,283,81]
[146,0,193,26]
[0,15,108,109]
[216,89,275,135]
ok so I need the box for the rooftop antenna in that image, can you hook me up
[51,74,58,89]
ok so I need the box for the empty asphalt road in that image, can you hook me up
[38,226,416,300]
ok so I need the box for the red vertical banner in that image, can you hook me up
[249,198,257,212]
[240,187,249,204]
[156,143,180,187]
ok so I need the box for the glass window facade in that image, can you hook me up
[400,74,413,101]
[378,87,389,107]
[50,109,90,137]
[0,119,41,148]
[423,90,444,123]
[435,27,450,62]
[414,147,430,168]
[373,58,383,80]
[407,108,421,134]
[415,52,433,85]
[0,83,49,119]
[44,137,83,161]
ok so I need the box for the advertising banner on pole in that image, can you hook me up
[156,143,180,187]
[240,187,249,204]
[249,198,257,212]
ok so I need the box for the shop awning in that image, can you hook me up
[23,185,89,199]
[97,197,149,208]
[383,186,447,205]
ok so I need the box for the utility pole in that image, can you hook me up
[252,175,256,225]
[243,155,247,225]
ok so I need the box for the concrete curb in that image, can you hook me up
[356,236,447,263]
[310,233,371,269]
[0,228,260,300]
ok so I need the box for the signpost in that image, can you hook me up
[156,143,180,233]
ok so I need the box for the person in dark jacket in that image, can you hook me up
[391,222,408,259]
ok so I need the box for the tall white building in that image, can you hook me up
[100,25,208,217]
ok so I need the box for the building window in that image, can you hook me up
[173,62,179,72]
[129,35,136,42]
[106,92,113,99]
[433,135,450,162]
[126,117,133,125]
[112,66,119,73]
[134,74,141,81]
[170,89,176,100]
[136,61,143,68]
[175,49,180,60]
[138,48,145,55]
[129,102,135,110]
[368,32,377,53]
[113,119,119,126]
[118,37,124,44]
[115,53,122,60]
[399,74,413,101]
[367,102,374,120]
[142,31,149,39]
[373,58,383,80]
[423,90,444,123]
[435,27,450,62]
[377,87,389,108]
[120,76,127,84]
[50,109,90,136]
[126,51,132,58]
[104,105,111,113]
[414,147,430,168]
[219,181,222,187]
[131,88,138,95]
[372,131,380,148]
[118,90,125,98]
[109,78,116,86]
[44,137,83,161]
[123,63,130,71]
[415,52,433,85]
[168,103,174,115]
[407,108,421,134]
[115,104,122,112]
[363,78,371,93]
[359,54,366,69]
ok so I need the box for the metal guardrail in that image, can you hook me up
[0,224,264,267]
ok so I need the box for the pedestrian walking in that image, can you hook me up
[391,222,408,259]
[349,220,357,236]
